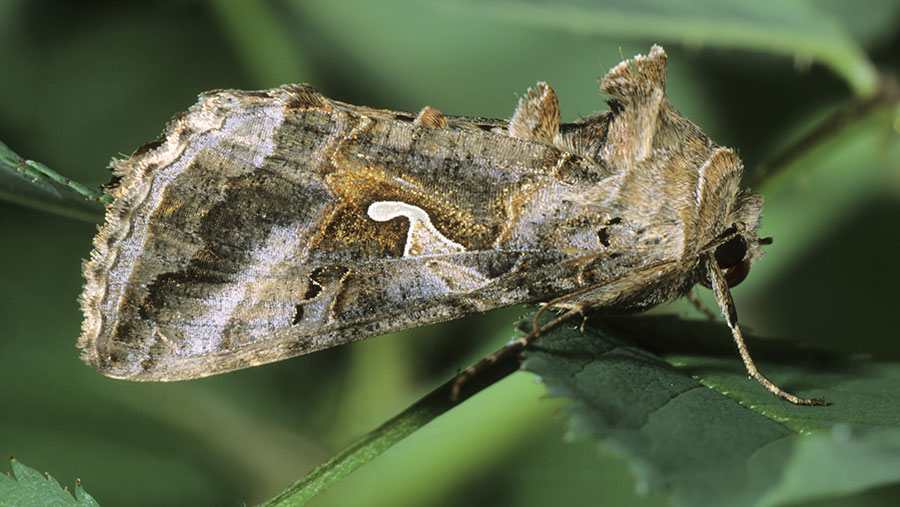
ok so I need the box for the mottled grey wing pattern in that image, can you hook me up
[78,83,614,380]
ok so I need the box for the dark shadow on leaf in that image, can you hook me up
[595,315,854,381]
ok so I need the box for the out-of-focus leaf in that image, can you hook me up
[448,0,879,95]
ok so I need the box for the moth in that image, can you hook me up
[78,45,825,405]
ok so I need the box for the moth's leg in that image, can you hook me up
[686,288,717,321]
[450,304,586,401]
[544,301,593,331]
[705,255,828,406]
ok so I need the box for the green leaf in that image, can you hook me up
[448,0,879,96]
[0,141,106,222]
[522,314,900,506]
[0,458,100,507]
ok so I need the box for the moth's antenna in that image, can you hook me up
[704,254,827,405]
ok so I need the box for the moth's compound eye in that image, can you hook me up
[724,259,751,287]
[713,231,751,287]
[714,234,747,270]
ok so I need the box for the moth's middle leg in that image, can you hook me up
[450,303,588,401]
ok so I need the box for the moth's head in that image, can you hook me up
[702,190,769,288]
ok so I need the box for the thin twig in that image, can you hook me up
[749,75,899,188]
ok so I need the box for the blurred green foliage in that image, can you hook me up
[0,1,897,506]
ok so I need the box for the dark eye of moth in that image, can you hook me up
[714,232,748,269]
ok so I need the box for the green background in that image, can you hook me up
[1,1,898,505]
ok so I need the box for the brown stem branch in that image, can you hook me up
[749,74,899,188]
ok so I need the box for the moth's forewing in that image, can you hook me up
[79,86,621,380]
